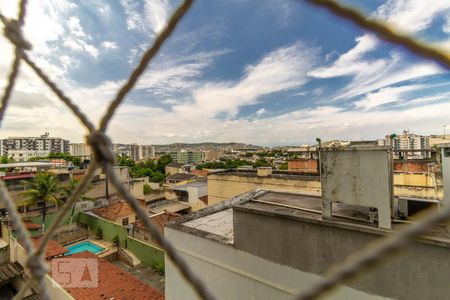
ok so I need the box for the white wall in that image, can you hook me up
[187,185,207,205]
[165,228,390,300]
[9,237,75,299]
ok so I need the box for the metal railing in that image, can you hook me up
[0,0,449,299]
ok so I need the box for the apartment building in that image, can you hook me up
[378,130,430,159]
[202,150,224,161]
[129,143,140,161]
[169,151,202,164]
[1,132,69,156]
[139,145,155,160]
[69,143,92,157]
[165,189,450,300]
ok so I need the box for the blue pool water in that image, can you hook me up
[66,241,104,255]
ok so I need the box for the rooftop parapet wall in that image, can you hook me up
[233,202,450,300]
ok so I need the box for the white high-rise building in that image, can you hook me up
[2,132,69,155]
[129,143,140,161]
[139,145,155,160]
[69,143,92,157]
[379,130,430,159]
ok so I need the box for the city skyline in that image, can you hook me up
[0,0,450,146]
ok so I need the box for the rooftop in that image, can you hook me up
[30,236,68,259]
[148,199,190,214]
[58,251,164,300]
[0,162,54,168]
[166,162,184,168]
[169,189,450,246]
[166,173,197,182]
[134,211,181,231]
[92,202,136,221]
[183,208,234,243]
[171,180,207,191]
[11,220,42,231]
[190,169,208,177]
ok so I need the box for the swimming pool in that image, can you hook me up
[66,241,104,255]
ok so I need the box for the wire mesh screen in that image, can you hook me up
[0,0,449,299]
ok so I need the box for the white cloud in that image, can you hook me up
[173,42,318,118]
[354,84,423,110]
[101,41,118,50]
[308,34,378,79]
[255,108,267,116]
[120,0,173,35]
[136,49,230,96]
[376,0,450,33]
[64,15,99,58]
[144,0,170,34]
[67,16,90,39]
[63,38,99,58]
[309,0,449,103]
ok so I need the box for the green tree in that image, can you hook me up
[157,154,173,173]
[48,152,82,166]
[116,155,135,167]
[62,178,93,225]
[0,156,12,164]
[0,156,14,171]
[143,183,152,195]
[19,172,62,228]
[253,159,271,168]
[279,162,288,170]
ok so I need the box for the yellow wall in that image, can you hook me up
[393,173,435,187]
[208,174,321,205]
[208,173,443,205]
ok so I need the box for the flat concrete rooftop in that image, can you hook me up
[168,189,450,247]
[183,208,233,243]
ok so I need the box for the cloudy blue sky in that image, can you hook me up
[1,0,450,146]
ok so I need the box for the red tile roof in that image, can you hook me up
[60,251,164,300]
[190,170,208,177]
[11,220,42,230]
[134,212,181,232]
[1,173,35,180]
[30,236,68,259]
[93,202,136,221]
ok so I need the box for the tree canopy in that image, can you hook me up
[117,155,173,183]
[19,172,63,225]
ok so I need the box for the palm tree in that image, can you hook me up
[20,172,62,229]
[62,178,92,226]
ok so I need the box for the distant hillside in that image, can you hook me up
[154,142,263,152]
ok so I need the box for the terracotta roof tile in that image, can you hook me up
[93,202,136,221]
[11,220,42,231]
[58,251,164,300]
[134,212,181,232]
[30,236,68,259]
[190,170,208,177]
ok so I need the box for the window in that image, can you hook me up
[122,218,129,226]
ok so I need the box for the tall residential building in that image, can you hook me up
[169,151,202,164]
[129,143,140,161]
[2,132,69,155]
[202,150,224,161]
[139,145,155,160]
[378,130,430,159]
[69,143,92,157]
